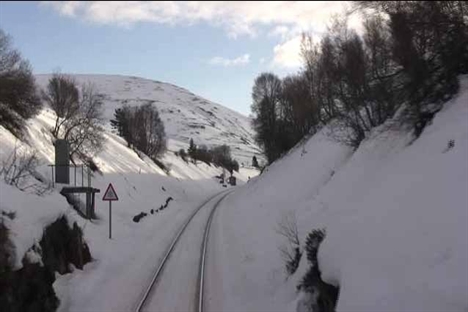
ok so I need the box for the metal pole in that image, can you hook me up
[86,192,90,219]
[92,193,95,219]
[109,201,112,239]
[51,166,54,187]
[74,166,77,186]
[82,165,84,187]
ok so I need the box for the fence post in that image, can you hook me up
[88,167,91,188]
[51,166,54,188]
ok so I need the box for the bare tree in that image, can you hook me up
[43,75,104,163]
[251,73,283,163]
[302,16,400,147]
[42,73,80,138]
[355,1,468,136]
[113,103,167,160]
[281,73,320,141]
[132,103,166,160]
[64,83,104,162]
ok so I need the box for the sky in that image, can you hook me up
[0,1,358,116]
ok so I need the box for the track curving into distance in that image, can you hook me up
[135,189,232,312]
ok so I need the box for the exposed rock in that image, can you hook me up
[40,215,92,274]
[0,215,91,312]
[132,212,148,223]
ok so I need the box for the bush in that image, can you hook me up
[1,211,16,220]
[0,29,42,136]
[304,228,326,265]
[192,144,212,165]
[153,158,170,175]
[297,228,339,312]
[276,211,302,275]
[185,139,240,172]
[188,138,196,158]
[252,155,259,168]
[0,145,51,195]
[230,159,240,173]
[0,222,14,274]
[110,107,129,142]
[0,103,24,138]
[111,104,167,160]
[178,148,187,162]
[211,145,234,170]
[83,156,102,175]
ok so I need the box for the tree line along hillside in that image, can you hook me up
[175,138,241,174]
[251,1,468,164]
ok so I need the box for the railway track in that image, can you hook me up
[134,189,232,312]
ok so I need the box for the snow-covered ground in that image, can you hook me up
[2,74,467,312]
[207,75,468,311]
[0,74,260,311]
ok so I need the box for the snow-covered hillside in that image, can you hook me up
[2,73,466,312]
[207,76,468,311]
[0,73,260,311]
[35,74,263,167]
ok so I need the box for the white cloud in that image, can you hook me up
[42,1,353,36]
[209,54,250,67]
[272,34,322,69]
[272,36,303,69]
[42,1,83,17]
[268,25,290,39]
[42,1,360,69]
[259,58,266,65]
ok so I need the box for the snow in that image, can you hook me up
[51,181,220,312]
[1,73,467,312]
[207,76,468,311]
[0,119,238,309]
[34,74,264,167]
[0,73,260,311]
[143,191,232,312]
[0,181,65,269]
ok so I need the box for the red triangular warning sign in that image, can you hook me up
[103,183,119,201]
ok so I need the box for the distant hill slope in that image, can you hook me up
[35,74,263,166]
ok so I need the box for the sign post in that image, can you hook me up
[102,183,119,239]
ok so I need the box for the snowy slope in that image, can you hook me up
[35,74,263,167]
[208,76,468,311]
[0,73,260,311]
[0,77,259,266]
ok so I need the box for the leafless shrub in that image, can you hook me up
[1,211,16,220]
[1,144,52,195]
[178,148,187,162]
[276,211,302,275]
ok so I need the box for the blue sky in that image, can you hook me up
[0,1,353,116]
